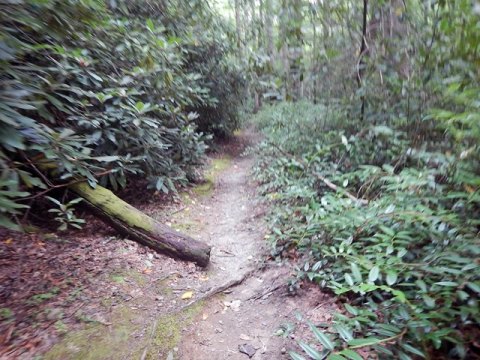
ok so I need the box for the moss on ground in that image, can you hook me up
[44,300,204,360]
[192,156,231,197]
[44,305,143,360]
[171,219,199,234]
[145,301,204,360]
[109,268,147,287]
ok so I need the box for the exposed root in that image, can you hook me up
[181,268,256,311]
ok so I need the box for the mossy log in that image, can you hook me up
[70,182,211,267]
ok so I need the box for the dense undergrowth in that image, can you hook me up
[0,0,244,230]
[252,100,480,359]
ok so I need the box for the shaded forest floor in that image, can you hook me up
[0,126,337,360]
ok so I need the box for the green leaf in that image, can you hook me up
[46,196,62,207]
[350,263,362,282]
[135,101,144,111]
[386,270,397,285]
[379,225,395,237]
[466,282,480,294]
[18,171,46,189]
[327,355,346,360]
[368,266,380,283]
[87,71,103,82]
[345,273,354,286]
[0,214,22,231]
[68,198,83,205]
[398,351,413,360]
[401,343,426,358]
[310,325,335,351]
[344,304,358,316]
[94,156,119,162]
[146,18,155,32]
[334,324,353,342]
[58,128,75,140]
[434,281,458,287]
[339,349,362,360]
[423,295,435,308]
[289,352,307,360]
[299,342,322,360]
[347,337,382,349]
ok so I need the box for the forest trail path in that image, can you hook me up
[42,126,335,360]
[170,126,334,360]
[173,127,295,360]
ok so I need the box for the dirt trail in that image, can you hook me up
[175,129,295,360]
[171,128,335,360]
[37,127,335,360]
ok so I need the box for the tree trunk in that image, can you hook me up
[234,0,243,58]
[70,182,211,267]
[265,0,274,64]
[358,0,368,121]
[254,91,260,113]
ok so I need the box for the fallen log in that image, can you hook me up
[70,182,211,267]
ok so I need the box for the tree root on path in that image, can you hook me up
[139,268,257,358]
[246,283,285,301]
[181,267,257,311]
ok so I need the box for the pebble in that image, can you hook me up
[281,347,287,354]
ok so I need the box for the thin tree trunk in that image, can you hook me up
[250,0,257,48]
[358,0,368,121]
[259,0,264,49]
[254,91,260,113]
[280,0,290,100]
[234,0,243,58]
[311,1,318,103]
[265,0,274,62]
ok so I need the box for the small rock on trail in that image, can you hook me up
[238,343,256,358]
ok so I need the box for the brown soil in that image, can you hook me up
[0,126,336,360]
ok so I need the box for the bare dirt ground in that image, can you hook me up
[0,127,336,360]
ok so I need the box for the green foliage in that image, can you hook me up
[0,0,244,229]
[247,2,480,358]
[0,307,14,321]
[46,196,85,231]
[28,287,60,305]
[253,101,480,359]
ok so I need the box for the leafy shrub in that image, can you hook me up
[0,0,243,229]
[252,102,480,359]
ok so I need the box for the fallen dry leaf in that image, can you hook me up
[181,291,194,300]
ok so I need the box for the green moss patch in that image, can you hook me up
[44,305,143,360]
[192,156,231,197]
[145,301,205,359]
[109,269,147,287]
